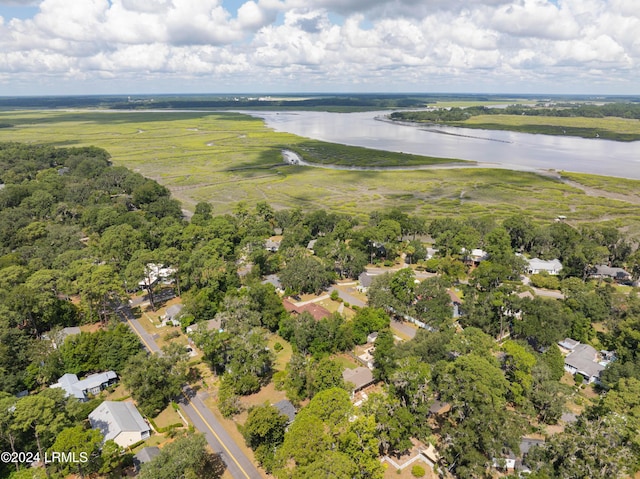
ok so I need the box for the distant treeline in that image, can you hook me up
[391,102,640,122]
[1,93,638,110]
[110,96,430,110]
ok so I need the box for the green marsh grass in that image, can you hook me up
[457,114,640,141]
[2,110,640,235]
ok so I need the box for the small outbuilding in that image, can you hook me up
[133,446,161,472]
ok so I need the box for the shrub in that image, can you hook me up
[163,330,181,341]
[330,290,340,301]
[529,272,560,290]
[274,342,283,352]
[411,464,426,477]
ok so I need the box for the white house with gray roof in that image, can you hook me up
[526,258,563,275]
[89,401,151,447]
[560,340,606,384]
[51,371,117,401]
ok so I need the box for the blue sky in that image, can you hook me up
[0,0,638,96]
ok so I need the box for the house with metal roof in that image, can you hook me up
[51,371,118,401]
[89,401,151,448]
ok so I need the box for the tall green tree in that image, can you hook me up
[48,425,102,478]
[242,404,288,472]
[139,433,224,479]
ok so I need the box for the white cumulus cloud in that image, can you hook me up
[0,0,637,94]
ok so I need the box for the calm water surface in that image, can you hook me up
[246,110,640,179]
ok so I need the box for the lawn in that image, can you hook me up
[268,333,293,372]
[152,403,188,429]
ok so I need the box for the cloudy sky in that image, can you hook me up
[0,0,638,95]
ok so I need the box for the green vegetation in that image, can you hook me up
[2,110,640,237]
[3,111,640,478]
[390,103,640,141]
[138,433,224,479]
[285,140,464,167]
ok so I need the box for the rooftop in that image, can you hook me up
[51,371,117,401]
[343,366,375,391]
[565,343,605,379]
[89,401,149,442]
[273,399,296,423]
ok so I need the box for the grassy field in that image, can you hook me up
[2,109,640,235]
[452,114,640,141]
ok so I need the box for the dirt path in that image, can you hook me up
[539,170,640,205]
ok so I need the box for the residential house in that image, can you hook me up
[186,318,222,335]
[261,274,283,292]
[462,248,488,264]
[273,399,297,424]
[493,437,546,473]
[163,304,184,326]
[343,366,375,394]
[428,399,452,417]
[51,371,118,401]
[138,263,176,289]
[265,236,283,252]
[282,298,332,321]
[425,247,439,260]
[357,272,376,293]
[590,265,632,282]
[559,339,606,384]
[89,401,151,448]
[527,258,563,275]
[46,326,82,349]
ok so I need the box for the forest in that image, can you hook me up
[1,141,640,478]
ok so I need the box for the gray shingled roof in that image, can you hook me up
[273,399,296,423]
[593,265,631,279]
[165,304,183,320]
[565,344,605,380]
[52,371,117,400]
[89,401,149,442]
[134,446,160,465]
[358,272,375,288]
[343,367,375,391]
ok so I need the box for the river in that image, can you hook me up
[244,110,640,179]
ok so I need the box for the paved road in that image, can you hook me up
[180,388,263,479]
[117,305,161,354]
[328,285,366,308]
[121,307,261,479]
[390,319,418,339]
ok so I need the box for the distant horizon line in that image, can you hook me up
[1,92,638,99]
